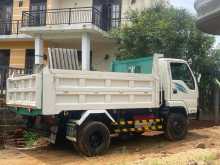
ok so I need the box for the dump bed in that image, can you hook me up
[6,68,160,115]
[7,53,162,115]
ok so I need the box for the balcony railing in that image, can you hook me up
[0,20,21,35]
[22,7,111,31]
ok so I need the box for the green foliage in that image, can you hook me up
[23,131,39,147]
[111,6,215,60]
[110,5,220,110]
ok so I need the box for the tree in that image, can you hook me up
[110,6,220,110]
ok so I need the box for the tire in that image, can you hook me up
[165,113,188,141]
[77,121,110,156]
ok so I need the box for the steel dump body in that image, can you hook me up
[6,67,160,115]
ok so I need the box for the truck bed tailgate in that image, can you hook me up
[6,74,42,109]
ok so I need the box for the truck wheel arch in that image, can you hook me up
[169,107,188,117]
[160,106,188,119]
[165,101,189,116]
[76,110,115,127]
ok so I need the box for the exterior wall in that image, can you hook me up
[0,41,49,68]
[121,0,153,17]
[47,0,60,9]
[46,0,167,12]
[92,42,117,71]
[11,0,93,15]
[12,0,30,20]
[121,0,168,18]
[0,41,33,68]
[59,0,92,9]
[12,0,30,34]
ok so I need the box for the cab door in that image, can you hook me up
[169,62,198,114]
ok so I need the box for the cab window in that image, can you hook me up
[170,63,195,90]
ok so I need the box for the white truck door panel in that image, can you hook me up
[169,62,198,114]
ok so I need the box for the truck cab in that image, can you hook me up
[159,58,198,117]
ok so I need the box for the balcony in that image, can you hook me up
[21,7,113,38]
[0,20,32,41]
[0,20,21,35]
[195,0,220,34]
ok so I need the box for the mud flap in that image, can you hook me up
[49,126,58,144]
[66,121,78,142]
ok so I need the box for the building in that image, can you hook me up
[0,0,168,101]
[195,0,220,122]
[195,0,220,35]
[0,0,167,74]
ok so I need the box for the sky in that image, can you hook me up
[170,0,220,46]
[170,0,196,14]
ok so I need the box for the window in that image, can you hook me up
[0,50,10,90]
[30,0,47,26]
[0,50,10,67]
[111,3,121,28]
[25,49,35,71]
[0,0,13,21]
[93,0,121,29]
[170,63,195,90]
[0,0,13,34]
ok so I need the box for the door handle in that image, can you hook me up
[173,88,178,94]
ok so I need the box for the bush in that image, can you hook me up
[23,130,39,147]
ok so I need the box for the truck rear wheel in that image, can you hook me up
[165,113,188,141]
[77,121,110,156]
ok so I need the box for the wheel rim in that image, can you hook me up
[89,131,103,149]
[172,119,185,135]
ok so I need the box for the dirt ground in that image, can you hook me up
[1,121,220,165]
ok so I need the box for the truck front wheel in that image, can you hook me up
[165,113,188,141]
[77,121,110,156]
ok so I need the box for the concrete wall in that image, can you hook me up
[61,0,92,8]
[92,42,117,71]
[47,0,60,9]
[121,0,153,17]
[11,0,30,34]
[12,0,30,21]
[122,0,150,13]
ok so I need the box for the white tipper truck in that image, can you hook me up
[6,54,198,156]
